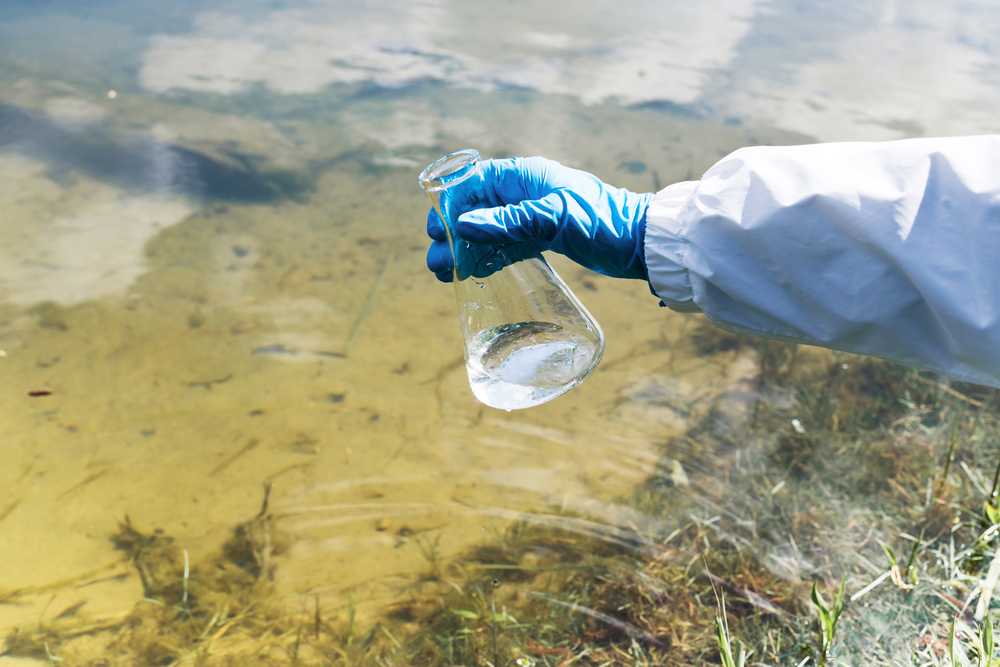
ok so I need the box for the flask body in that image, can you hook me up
[419,150,605,410]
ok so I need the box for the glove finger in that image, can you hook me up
[481,156,559,204]
[426,239,454,274]
[455,192,565,246]
[426,208,448,241]
[434,270,453,283]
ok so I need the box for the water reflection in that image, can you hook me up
[0,0,999,664]
[0,103,312,202]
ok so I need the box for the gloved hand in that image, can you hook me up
[426,157,653,282]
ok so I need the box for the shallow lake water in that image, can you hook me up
[2,1,1000,665]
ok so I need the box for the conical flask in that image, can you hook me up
[419,149,605,410]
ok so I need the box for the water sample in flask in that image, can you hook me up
[419,149,605,410]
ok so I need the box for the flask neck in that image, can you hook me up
[419,149,482,193]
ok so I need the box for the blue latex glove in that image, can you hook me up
[426,157,653,282]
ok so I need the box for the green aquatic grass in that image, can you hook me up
[415,533,444,581]
[948,612,1000,667]
[879,529,923,590]
[810,575,846,666]
[714,593,746,667]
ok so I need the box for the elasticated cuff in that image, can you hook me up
[643,180,701,312]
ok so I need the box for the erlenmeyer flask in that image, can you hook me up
[419,149,605,410]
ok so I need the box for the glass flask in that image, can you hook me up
[419,149,605,410]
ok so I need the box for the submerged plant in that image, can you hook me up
[811,575,847,666]
[415,533,443,580]
[715,592,746,667]
[880,530,923,590]
[949,612,1000,667]
[935,409,965,502]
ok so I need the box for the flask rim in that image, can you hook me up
[419,149,482,193]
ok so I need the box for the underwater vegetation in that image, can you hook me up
[6,319,1000,665]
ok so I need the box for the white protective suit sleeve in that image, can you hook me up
[643,135,1000,388]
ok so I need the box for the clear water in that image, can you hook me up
[466,322,598,410]
[0,0,999,663]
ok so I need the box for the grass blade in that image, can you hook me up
[982,611,994,663]
[950,619,959,667]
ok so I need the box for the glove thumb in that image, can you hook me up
[455,193,564,246]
